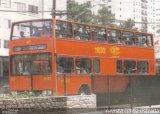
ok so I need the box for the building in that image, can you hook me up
[155,0,160,37]
[106,0,155,33]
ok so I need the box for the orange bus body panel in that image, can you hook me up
[33,76,53,90]
[57,75,91,95]
[10,76,31,91]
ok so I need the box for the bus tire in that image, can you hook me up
[78,84,90,95]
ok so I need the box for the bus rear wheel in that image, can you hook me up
[78,85,90,95]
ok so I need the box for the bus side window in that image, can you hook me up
[137,61,148,74]
[56,56,74,74]
[93,59,100,74]
[107,29,121,44]
[136,34,147,47]
[117,60,122,74]
[92,27,106,42]
[76,58,92,75]
[74,24,91,41]
[56,21,72,38]
[147,35,153,47]
[122,31,134,45]
[124,60,136,74]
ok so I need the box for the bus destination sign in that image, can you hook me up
[13,44,47,52]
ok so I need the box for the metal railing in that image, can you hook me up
[91,75,160,108]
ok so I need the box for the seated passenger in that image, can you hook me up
[81,67,87,74]
[40,25,50,37]
[33,28,40,37]
[74,30,81,40]
[56,64,64,74]
[125,38,132,45]
[92,31,98,41]
[19,31,25,38]
[142,38,147,47]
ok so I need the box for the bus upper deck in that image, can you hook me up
[11,19,153,48]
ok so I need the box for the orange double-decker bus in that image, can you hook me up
[9,18,155,95]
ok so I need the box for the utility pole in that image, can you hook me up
[52,0,56,18]
[51,0,68,18]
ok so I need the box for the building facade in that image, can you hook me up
[106,0,155,33]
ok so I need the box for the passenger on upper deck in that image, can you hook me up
[33,28,40,37]
[40,25,50,38]
[19,31,25,38]
[142,38,147,47]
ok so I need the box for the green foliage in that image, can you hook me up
[67,0,116,26]
[120,18,135,29]
[67,0,92,23]
[97,6,115,26]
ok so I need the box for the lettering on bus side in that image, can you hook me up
[94,47,106,54]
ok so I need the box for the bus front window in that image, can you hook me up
[12,20,52,40]
[11,53,52,76]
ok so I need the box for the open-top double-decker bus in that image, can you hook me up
[9,18,155,95]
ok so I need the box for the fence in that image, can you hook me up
[91,75,160,108]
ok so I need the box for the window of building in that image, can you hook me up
[117,60,122,73]
[91,27,106,42]
[74,24,91,41]
[93,59,100,74]
[108,5,111,8]
[56,20,72,38]
[122,32,135,45]
[76,58,91,75]
[137,61,148,74]
[4,0,11,8]
[124,60,136,74]
[17,2,26,13]
[28,5,38,14]
[56,56,74,74]
[107,29,121,44]
[4,40,9,48]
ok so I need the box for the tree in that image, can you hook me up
[120,18,135,29]
[97,6,115,26]
[67,0,92,23]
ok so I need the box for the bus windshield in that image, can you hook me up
[11,53,52,76]
[12,20,52,40]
